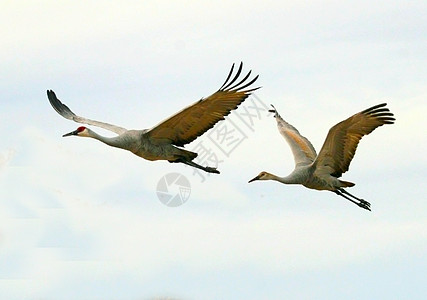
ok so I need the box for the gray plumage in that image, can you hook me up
[249,103,395,211]
[48,62,259,174]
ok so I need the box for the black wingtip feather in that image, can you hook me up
[236,74,259,92]
[46,89,76,120]
[362,103,387,114]
[218,62,259,93]
[226,70,252,91]
[268,104,281,118]
[361,103,396,124]
[221,62,243,90]
[218,63,235,90]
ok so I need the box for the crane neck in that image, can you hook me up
[266,170,306,185]
[273,174,302,185]
[85,129,129,150]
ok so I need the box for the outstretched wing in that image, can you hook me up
[269,105,317,167]
[314,103,395,177]
[146,62,260,146]
[47,90,127,135]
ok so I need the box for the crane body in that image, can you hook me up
[249,103,395,211]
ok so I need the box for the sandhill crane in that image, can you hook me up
[248,103,395,211]
[47,62,259,174]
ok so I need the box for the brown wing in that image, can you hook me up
[146,62,260,146]
[314,103,395,177]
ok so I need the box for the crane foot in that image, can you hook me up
[358,200,371,211]
[205,166,220,174]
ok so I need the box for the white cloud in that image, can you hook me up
[0,149,15,170]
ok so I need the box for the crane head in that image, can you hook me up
[63,126,88,137]
[248,171,270,183]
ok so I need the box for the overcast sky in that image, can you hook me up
[1,1,426,299]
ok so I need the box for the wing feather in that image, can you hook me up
[146,62,260,146]
[47,90,127,135]
[314,103,395,177]
[269,105,317,167]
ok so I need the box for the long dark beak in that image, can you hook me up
[62,129,79,137]
[248,175,260,183]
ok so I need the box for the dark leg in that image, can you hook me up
[334,189,371,211]
[170,158,220,174]
[340,189,371,208]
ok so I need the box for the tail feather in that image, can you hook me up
[185,150,198,160]
[168,149,197,163]
[339,180,355,187]
[179,149,198,161]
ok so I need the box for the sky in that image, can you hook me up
[1,1,426,299]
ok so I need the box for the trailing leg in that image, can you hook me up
[170,158,220,174]
[340,188,371,208]
[334,189,371,211]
